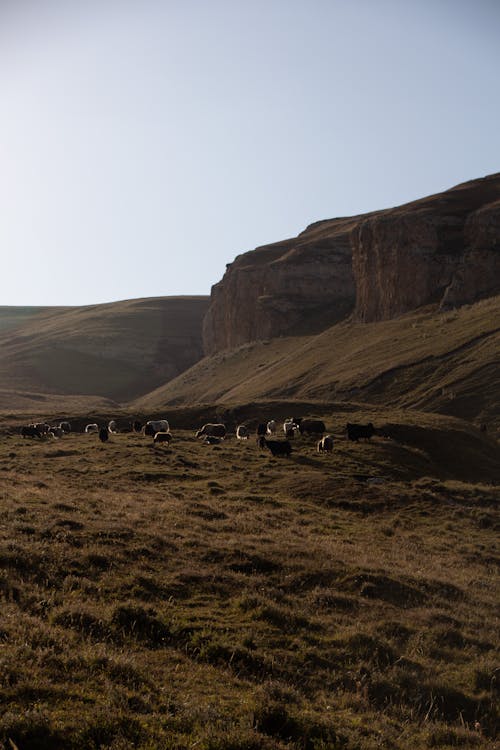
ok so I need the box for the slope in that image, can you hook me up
[0,296,209,406]
[136,295,500,433]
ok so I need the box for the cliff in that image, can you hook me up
[352,173,500,321]
[203,173,500,353]
[202,219,357,354]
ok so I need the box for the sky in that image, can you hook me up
[0,0,499,306]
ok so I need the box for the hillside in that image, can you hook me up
[0,296,209,408]
[0,412,498,748]
[136,295,500,434]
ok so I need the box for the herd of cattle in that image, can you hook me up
[18,417,377,456]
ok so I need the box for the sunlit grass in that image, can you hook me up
[0,416,498,748]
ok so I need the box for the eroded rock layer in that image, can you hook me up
[352,173,500,321]
[203,220,357,354]
[203,173,500,353]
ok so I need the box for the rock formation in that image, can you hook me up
[352,173,500,320]
[203,219,357,354]
[203,173,500,354]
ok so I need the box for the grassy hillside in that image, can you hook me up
[0,408,498,748]
[136,296,500,434]
[0,296,209,406]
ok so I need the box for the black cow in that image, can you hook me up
[258,437,292,457]
[133,420,143,433]
[299,419,326,436]
[317,435,334,453]
[99,427,109,443]
[346,422,375,441]
[256,423,267,436]
[21,425,42,439]
[154,432,172,445]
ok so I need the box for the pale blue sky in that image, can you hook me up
[0,0,499,305]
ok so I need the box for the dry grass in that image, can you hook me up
[0,408,498,749]
[138,296,500,435]
[0,296,208,404]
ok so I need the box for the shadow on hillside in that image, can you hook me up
[291,454,326,470]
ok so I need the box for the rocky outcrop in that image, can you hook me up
[203,173,500,353]
[352,173,500,320]
[203,219,357,354]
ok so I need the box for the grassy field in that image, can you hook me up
[0,407,498,749]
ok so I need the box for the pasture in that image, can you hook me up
[0,411,498,749]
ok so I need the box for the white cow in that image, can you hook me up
[266,420,277,435]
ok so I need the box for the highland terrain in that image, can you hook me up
[0,174,499,749]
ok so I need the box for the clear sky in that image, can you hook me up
[0,0,499,306]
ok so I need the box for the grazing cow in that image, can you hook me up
[85,423,99,434]
[48,426,63,438]
[59,421,71,433]
[133,420,143,433]
[21,425,42,439]
[99,427,109,443]
[283,419,299,438]
[317,435,334,453]
[258,437,292,457]
[108,420,118,433]
[144,419,169,437]
[299,419,326,436]
[256,423,267,437]
[346,422,375,442]
[236,425,250,440]
[196,423,226,439]
[203,435,222,445]
[266,420,277,435]
[154,431,172,445]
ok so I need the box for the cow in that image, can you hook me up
[85,424,99,434]
[258,437,292,457]
[346,422,375,442]
[48,426,63,438]
[108,420,118,433]
[202,435,222,445]
[33,422,50,435]
[154,431,172,445]
[317,435,334,453]
[196,423,226,439]
[236,425,250,440]
[133,420,143,433]
[99,427,109,443]
[21,425,42,439]
[59,421,72,433]
[266,420,277,435]
[299,419,326,436]
[283,419,299,438]
[144,419,169,437]
[256,423,267,437]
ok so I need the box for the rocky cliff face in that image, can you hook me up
[203,173,500,353]
[203,220,357,354]
[352,173,500,321]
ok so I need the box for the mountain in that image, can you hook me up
[0,296,209,409]
[203,173,500,353]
